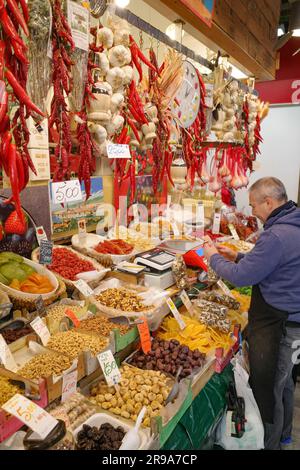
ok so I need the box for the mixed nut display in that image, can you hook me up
[95,288,154,313]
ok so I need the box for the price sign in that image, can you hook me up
[36,226,48,246]
[65,309,80,328]
[196,203,204,230]
[228,224,240,241]
[217,280,235,298]
[97,350,121,387]
[107,143,131,159]
[61,369,78,403]
[0,334,17,371]
[137,317,151,354]
[2,394,58,439]
[166,298,186,330]
[77,219,87,242]
[212,212,221,234]
[30,317,50,346]
[52,180,83,204]
[74,279,94,297]
[180,290,195,315]
[39,240,53,265]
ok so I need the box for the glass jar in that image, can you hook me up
[23,419,75,450]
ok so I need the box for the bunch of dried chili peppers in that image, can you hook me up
[49,0,75,182]
[0,0,44,227]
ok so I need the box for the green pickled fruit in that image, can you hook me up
[0,272,9,285]
[19,263,36,276]
[0,252,23,263]
[0,263,28,282]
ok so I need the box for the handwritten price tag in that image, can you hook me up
[137,317,151,354]
[52,179,83,204]
[36,226,48,246]
[166,298,186,330]
[39,240,53,265]
[2,394,58,439]
[65,309,80,328]
[97,350,121,387]
[180,290,195,315]
[228,224,240,241]
[212,212,221,234]
[30,317,50,346]
[74,279,94,297]
[61,369,78,403]
[107,143,131,159]
[0,334,17,371]
[77,219,87,242]
[217,280,235,298]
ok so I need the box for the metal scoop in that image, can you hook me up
[165,366,182,405]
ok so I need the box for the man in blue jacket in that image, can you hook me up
[203,177,300,450]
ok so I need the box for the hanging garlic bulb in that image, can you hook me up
[230,163,243,189]
[200,162,210,184]
[208,175,222,194]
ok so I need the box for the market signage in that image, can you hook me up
[97,350,121,387]
[256,79,300,105]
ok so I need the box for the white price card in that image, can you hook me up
[166,298,186,330]
[228,224,240,241]
[52,180,83,204]
[180,290,195,315]
[61,370,78,403]
[0,334,17,371]
[217,280,235,298]
[196,203,204,227]
[36,226,48,246]
[67,0,89,51]
[212,212,221,234]
[74,279,94,297]
[30,317,51,346]
[107,143,131,159]
[97,350,121,387]
[2,394,58,439]
[77,219,87,242]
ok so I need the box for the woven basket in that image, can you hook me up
[31,245,109,288]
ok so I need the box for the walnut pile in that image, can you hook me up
[96,288,153,312]
[47,330,108,358]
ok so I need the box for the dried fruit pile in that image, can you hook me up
[76,423,125,451]
[94,239,133,255]
[48,247,95,281]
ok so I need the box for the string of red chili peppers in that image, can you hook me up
[0,0,44,227]
[49,0,75,182]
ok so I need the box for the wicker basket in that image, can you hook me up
[9,277,66,312]
[31,245,109,289]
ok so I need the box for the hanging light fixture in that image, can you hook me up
[114,0,130,7]
[166,19,185,42]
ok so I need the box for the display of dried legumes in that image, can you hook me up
[0,0,44,231]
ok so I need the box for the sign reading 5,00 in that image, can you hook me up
[97,350,121,387]
[52,180,83,204]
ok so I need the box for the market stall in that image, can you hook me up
[0,0,267,452]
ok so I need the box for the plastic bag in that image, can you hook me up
[215,354,264,450]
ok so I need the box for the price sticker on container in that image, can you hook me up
[180,290,195,316]
[212,212,221,234]
[107,143,131,159]
[2,394,58,439]
[52,179,83,204]
[39,240,53,265]
[97,350,121,387]
[165,298,186,330]
[61,369,78,403]
[30,316,51,346]
[0,334,17,372]
[217,280,235,298]
[65,309,81,328]
[137,317,151,354]
[228,224,240,241]
[74,279,94,298]
[36,226,48,246]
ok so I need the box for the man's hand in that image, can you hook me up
[217,245,238,262]
[203,236,219,262]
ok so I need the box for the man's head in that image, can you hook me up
[249,177,288,223]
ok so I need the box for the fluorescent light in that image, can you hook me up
[114,0,130,7]
[293,28,300,37]
[229,63,248,79]
[277,26,285,37]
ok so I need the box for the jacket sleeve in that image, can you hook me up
[210,230,284,287]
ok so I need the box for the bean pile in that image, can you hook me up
[47,330,108,358]
[76,423,126,450]
[46,305,86,322]
[17,353,72,380]
[48,248,95,281]
[0,377,22,407]
[79,315,130,337]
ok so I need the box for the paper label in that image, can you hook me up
[137,317,151,354]
[107,143,131,159]
[65,309,81,328]
[166,298,186,330]
[2,394,58,439]
[39,239,53,265]
[228,224,240,241]
[36,226,48,246]
[77,219,87,242]
[35,296,47,317]
[97,350,121,387]
[0,334,17,371]
[30,317,51,346]
[180,290,195,315]
[196,203,204,227]
[52,180,83,204]
[217,280,235,298]
[29,148,50,181]
[67,0,89,51]
[27,117,49,150]
[61,369,78,403]
[212,212,221,234]
[74,279,94,297]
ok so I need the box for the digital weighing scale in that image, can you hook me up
[134,248,176,289]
